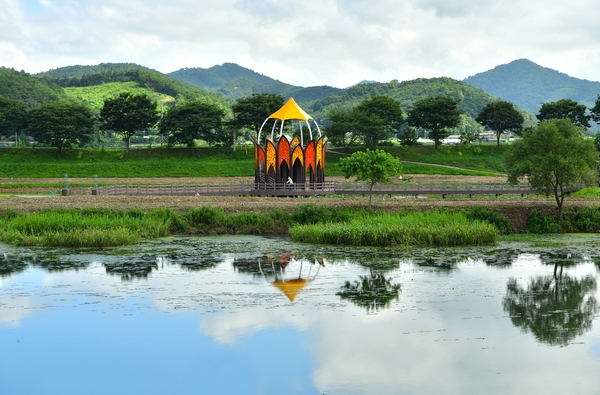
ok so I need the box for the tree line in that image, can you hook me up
[2,88,600,156]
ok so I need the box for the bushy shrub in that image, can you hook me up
[464,206,513,234]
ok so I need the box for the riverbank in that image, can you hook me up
[0,194,598,232]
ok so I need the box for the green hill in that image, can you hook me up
[38,63,155,79]
[0,67,67,108]
[464,59,600,113]
[169,63,342,102]
[305,77,499,123]
[63,82,176,111]
[49,69,230,109]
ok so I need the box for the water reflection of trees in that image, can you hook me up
[337,267,401,312]
[503,262,598,347]
[336,253,402,313]
[0,254,29,277]
[103,256,159,281]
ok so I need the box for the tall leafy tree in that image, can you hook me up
[505,118,597,219]
[356,95,404,148]
[406,96,461,149]
[27,101,95,154]
[0,96,28,139]
[160,101,226,148]
[230,93,285,139]
[324,107,362,150]
[326,96,404,150]
[100,92,159,152]
[476,100,524,148]
[339,149,402,206]
[537,99,590,129]
[590,94,600,124]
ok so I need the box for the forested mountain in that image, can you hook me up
[0,67,66,107]
[464,59,600,113]
[169,63,342,102]
[47,69,230,112]
[38,63,156,79]
[305,77,498,122]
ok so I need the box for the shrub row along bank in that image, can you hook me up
[1,205,598,248]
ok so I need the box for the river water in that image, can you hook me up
[1,235,600,395]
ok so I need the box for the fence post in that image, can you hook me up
[62,174,71,196]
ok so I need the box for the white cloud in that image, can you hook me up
[1,0,600,86]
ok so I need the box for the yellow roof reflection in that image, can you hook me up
[268,98,313,121]
[271,278,311,302]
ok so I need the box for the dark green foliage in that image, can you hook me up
[186,207,291,235]
[407,96,462,149]
[38,63,156,79]
[27,101,95,154]
[160,101,226,147]
[0,67,66,108]
[589,95,600,124]
[0,96,28,137]
[355,95,404,148]
[537,99,591,129]
[524,208,600,233]
[230,93,285,138]
[101,92,159,152]
[476,100,524,147]
[325,101,398,149]
[464,58,600,114]
[464,206,513,234]
[309,77,495,123]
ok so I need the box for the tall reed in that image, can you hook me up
[290,211,497,247]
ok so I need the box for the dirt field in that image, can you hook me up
[0,176,597,232]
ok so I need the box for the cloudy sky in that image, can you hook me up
[2,0,600,88]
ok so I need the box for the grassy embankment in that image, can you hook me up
[1,203,599,248]
[0,144,507,181]
[0,205,504,248]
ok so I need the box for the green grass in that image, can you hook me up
[0,147,255,178]
[0,144,506,179]
[572,187,600,199]
[289,211,498,247]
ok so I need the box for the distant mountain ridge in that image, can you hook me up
[168,63,342,102]
[464,59,600,113]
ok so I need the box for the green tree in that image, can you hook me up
[160,101,226,148]
[505,119,597,218]
[590,94,600,125]
[537,99,590,129]
[100,92,159,152]
[339,149,402,206]
[0,96,28,140]
[27,101,95,154]
[476,100,524,148]
[230,93,285,139]
[326,96,403,150]
[356,95,404,148]
[406,96,461,149]
[324,107,362,150]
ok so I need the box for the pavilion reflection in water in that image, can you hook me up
[258,253,324,302]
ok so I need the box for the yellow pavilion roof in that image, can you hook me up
[268,98,313,121]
